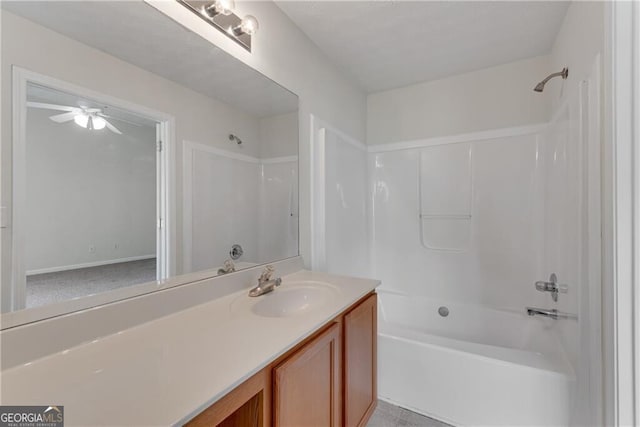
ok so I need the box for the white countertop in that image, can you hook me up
[0,270,379,426]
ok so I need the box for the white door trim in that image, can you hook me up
[604,1,639,425]
[9,67,176,310]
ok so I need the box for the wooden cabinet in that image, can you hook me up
[273,323,342,427]
[344,293,377,427]
[187,369,271,427]
[189,293,376,427]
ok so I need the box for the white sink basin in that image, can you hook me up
[231,280,339,318]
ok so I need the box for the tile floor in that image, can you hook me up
[367,400,452,427]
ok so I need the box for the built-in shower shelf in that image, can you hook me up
[419,142,473,252]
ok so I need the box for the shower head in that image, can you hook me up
[533,67,568,92]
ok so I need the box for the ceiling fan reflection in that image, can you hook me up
[27,101,123,135]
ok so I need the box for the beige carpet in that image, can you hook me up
[26,258,156,308]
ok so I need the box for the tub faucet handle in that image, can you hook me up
[534,273,567,302]
[534,280,567,292]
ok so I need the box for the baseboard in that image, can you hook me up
[27,255,156,276]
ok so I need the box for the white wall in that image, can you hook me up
[259,112,298,159]
[367,55,551,145]
[25,108,156,273]
[548,2,604,110]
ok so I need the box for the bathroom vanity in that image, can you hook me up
[0,261,379,426]
[188,292,377,427]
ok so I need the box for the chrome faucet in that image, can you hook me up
[217,259,236,275]
[526,307,577,320]
[248,265,282,297]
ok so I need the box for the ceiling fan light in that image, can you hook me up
[74,114,89,128]
[91,116,106,130]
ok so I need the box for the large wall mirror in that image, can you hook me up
[0,1,299,324]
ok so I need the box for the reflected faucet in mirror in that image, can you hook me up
[217,260,236,275]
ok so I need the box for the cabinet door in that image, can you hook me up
[344,293,377,427]
[187,368,270,427]
[274,322,342,427]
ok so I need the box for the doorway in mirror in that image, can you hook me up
[10,73,173,310]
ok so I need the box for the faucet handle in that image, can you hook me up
[259,265,275,283]
[534,273,568,302]
[535,280,555,292]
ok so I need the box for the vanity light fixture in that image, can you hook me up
[179,0,259,52]
[204,0,235,17]
[233,15,258,36]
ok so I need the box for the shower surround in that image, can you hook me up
[183,141,298,274]
[312,60,598,423]
[370,125,574,425]
[367,57,599,424]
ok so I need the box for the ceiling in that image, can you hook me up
[2,1,298,118]
[276,1,570,93]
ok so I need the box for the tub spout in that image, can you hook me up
[527,307,558,319]
[526,307,577,320]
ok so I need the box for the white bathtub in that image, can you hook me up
[377,290,573,426]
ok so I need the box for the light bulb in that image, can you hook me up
[91,116,106,130]
[205,0,235,17]
[239,15,258,35]
[74,114,89,128]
